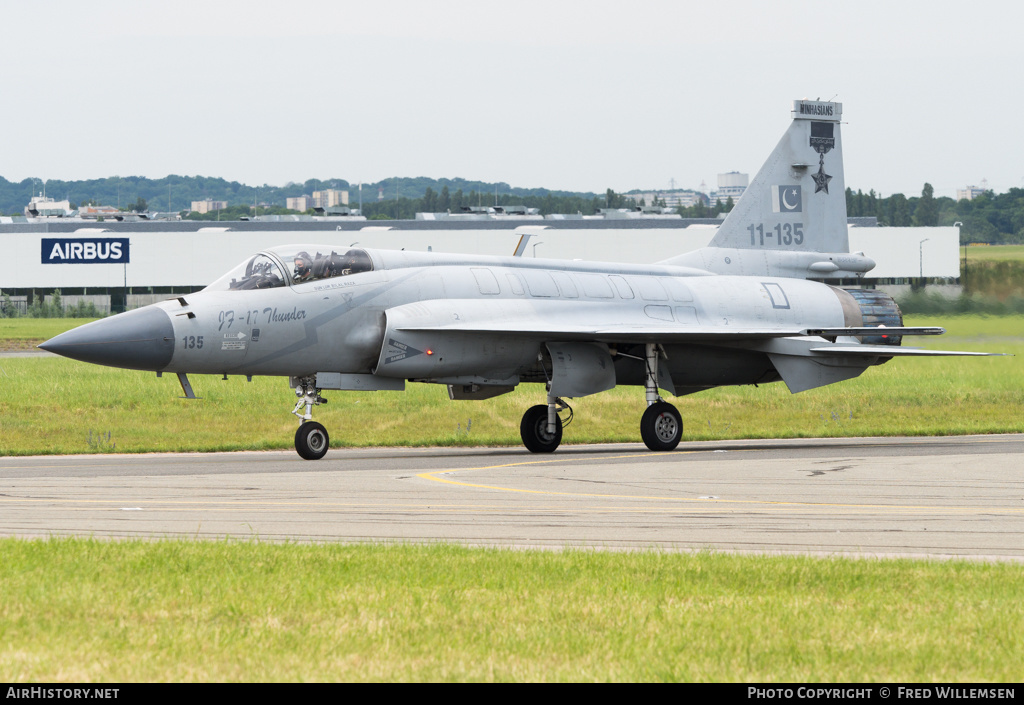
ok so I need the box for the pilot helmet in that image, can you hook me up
[293,251,312,279]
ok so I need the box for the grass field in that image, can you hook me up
[3,318,1023,683]
[1,315,1020,455]
[2,539,1022,682]
[963,244,1024,262]
[0,318,94,351]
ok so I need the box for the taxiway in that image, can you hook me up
[2,435,1022,559]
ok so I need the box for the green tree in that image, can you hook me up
[959,214,999,244]
[845,187,858,216]
[914,183,938,226]
[888,193,911,226]
[0,291,17,318]
[603,189,636,210]
[423,187,437,212]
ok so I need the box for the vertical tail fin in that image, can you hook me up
[711,99,846,252]
[665,100,874,278]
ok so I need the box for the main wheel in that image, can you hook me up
[520,405,563,453]
[295,421,330,460]
[640,402,682,451]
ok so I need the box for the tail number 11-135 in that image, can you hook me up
[748,223,804,246]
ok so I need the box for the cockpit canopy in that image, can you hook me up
[204,246,374,291]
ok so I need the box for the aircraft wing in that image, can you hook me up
[389,298,801,342]
[386,299,963,345]
[398,322,807,341]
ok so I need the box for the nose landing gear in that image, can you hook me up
[292,376,330,460]
[520,396,570,453]
[640,401,682,451]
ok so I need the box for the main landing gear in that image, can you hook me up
[292,376,330,460]
[520,343,682,454]
[640,401,682,451]
[638,343,682,452]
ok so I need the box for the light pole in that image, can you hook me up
[532,241,544,258]
[954,222,964,289]
[919,238,930,281]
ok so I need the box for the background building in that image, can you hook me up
[312,189,348,208]
[628,190,707,209]
[191,199,228,214]
[77,204,121,218]
[25,195,73,217]
[956,182,988,201]
[1,217,959,314]
[286,195,314,211]
[710,172,748,205]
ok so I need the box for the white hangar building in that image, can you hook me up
[1,219,960,314]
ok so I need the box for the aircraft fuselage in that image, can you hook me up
[124,248,858,391]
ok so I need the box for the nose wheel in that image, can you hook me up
[295,421,330,460]
[520,404,564,453]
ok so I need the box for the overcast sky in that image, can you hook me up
[1,0,1020,199]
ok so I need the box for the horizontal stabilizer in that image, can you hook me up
[809,345,1002,357]
[802,327,946,337]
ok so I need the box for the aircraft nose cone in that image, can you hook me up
[39,306,175,371]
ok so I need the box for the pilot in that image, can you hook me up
[310,252,331,279]
[341,249,371,276]
[293,251,313,282]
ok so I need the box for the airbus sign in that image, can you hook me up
[42,238,130,264]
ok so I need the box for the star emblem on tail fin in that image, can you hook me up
[812,163,832,194]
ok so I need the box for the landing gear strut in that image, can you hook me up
[640,343,682,451]
[292,376,330,460]
[520,343,682,454]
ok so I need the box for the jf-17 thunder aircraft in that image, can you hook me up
[42,100,996,460]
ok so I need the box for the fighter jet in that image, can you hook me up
[40,100,995,459]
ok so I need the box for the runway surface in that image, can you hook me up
[2,434,1022,559]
